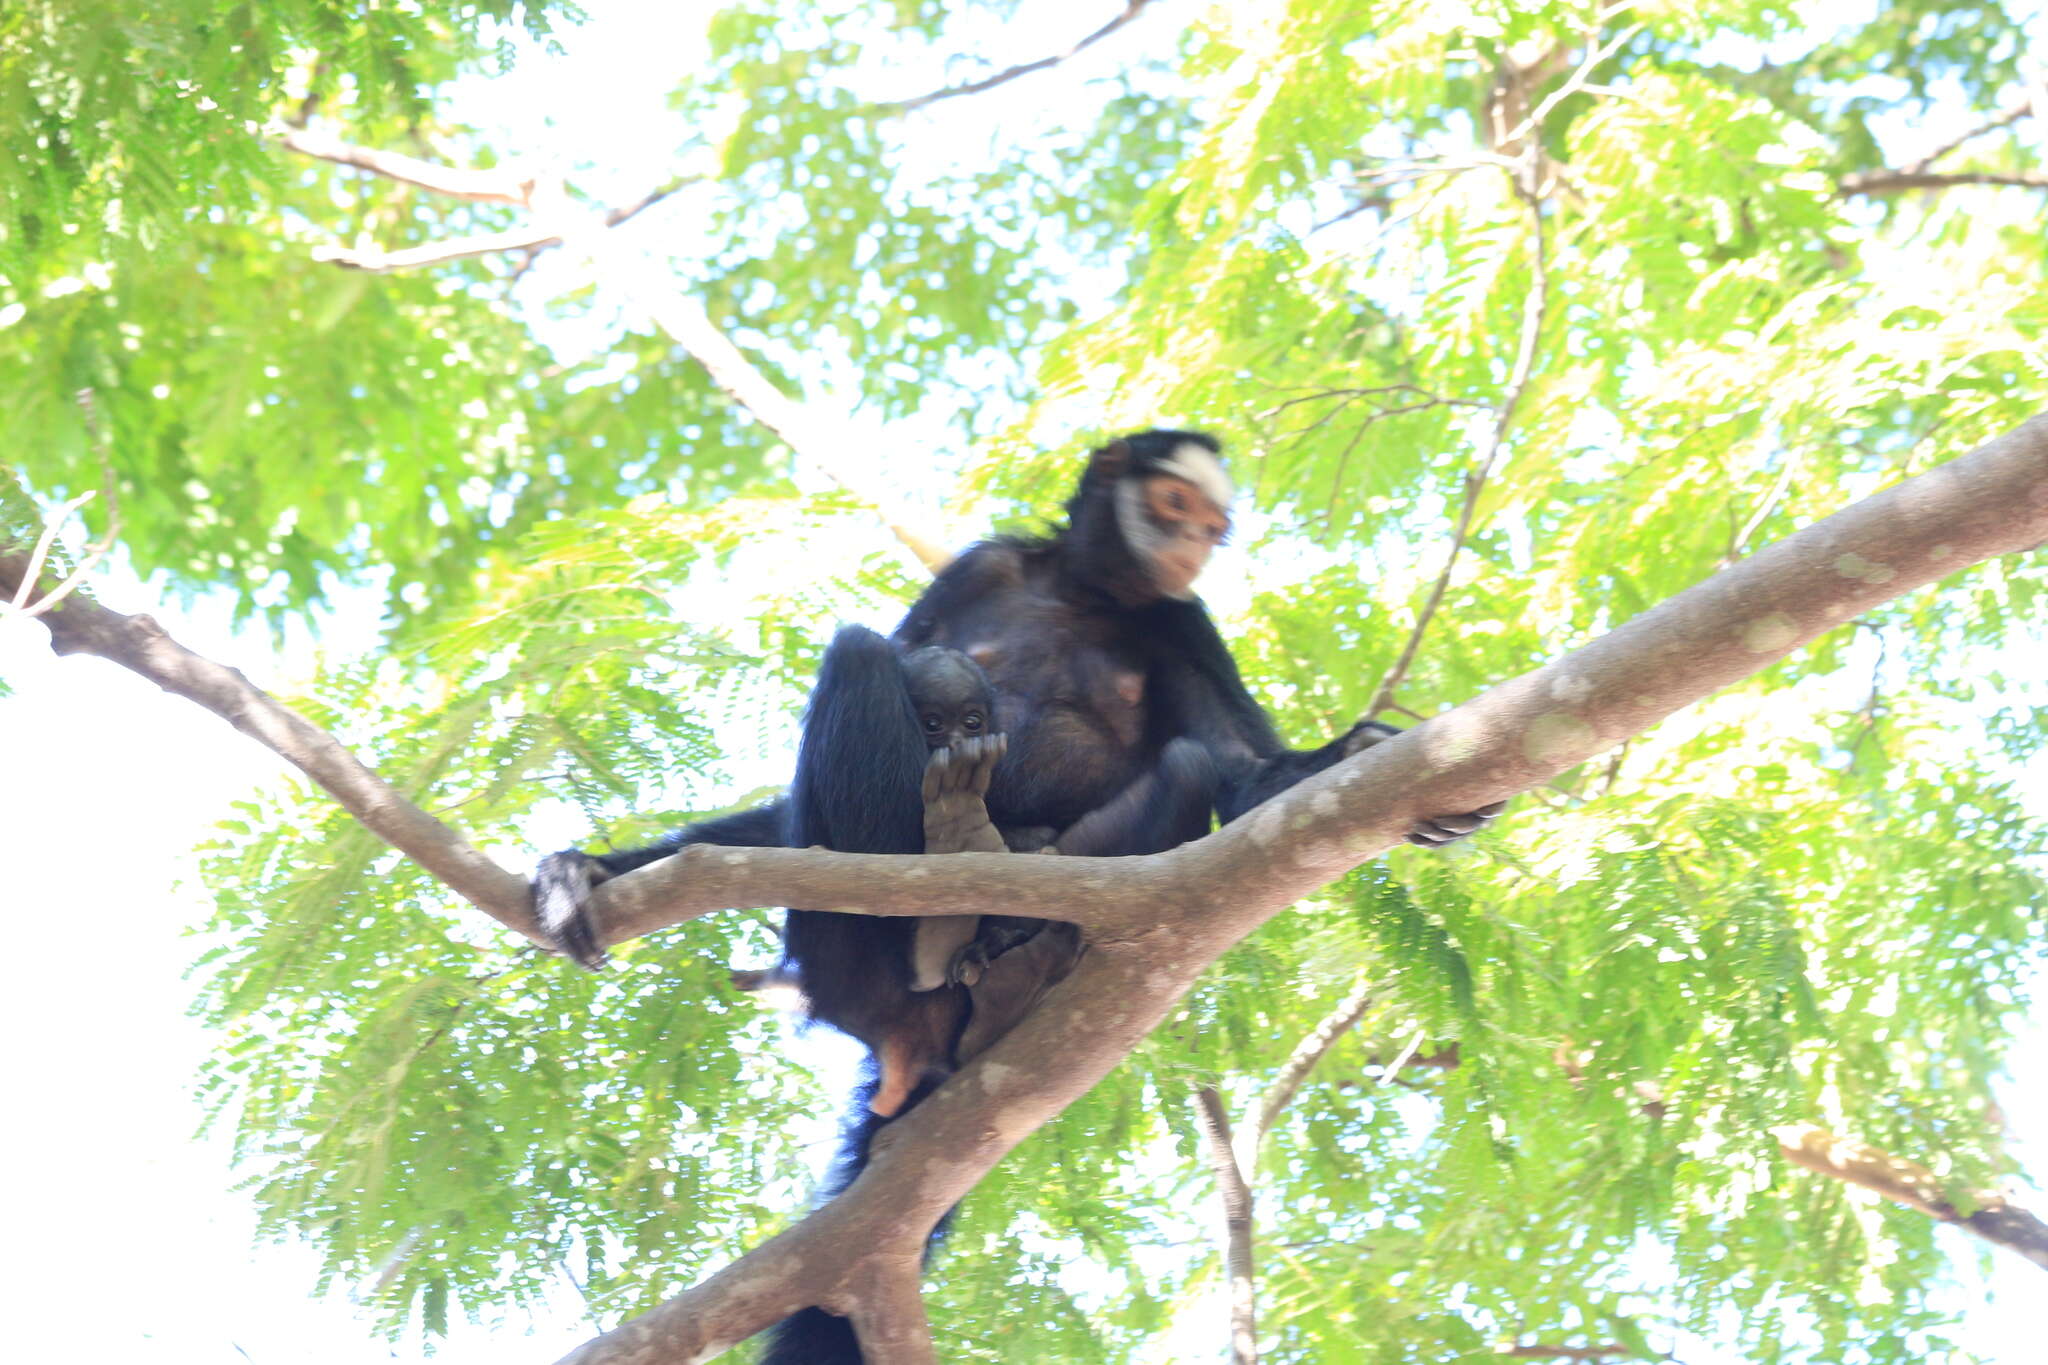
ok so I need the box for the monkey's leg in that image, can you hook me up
[866,987,968,1116]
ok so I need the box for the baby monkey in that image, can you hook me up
[899,645,1040,992]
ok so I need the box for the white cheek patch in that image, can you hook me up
[1115,476,1161,558]
[1156,442,1235,513]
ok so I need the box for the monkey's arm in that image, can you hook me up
[532,801,788,969]
[1143,600,1504,840]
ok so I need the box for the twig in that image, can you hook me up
[635,290,953,571]
[4,395,127,621]
[1721,451,1799,566]
[601,175,698,227]
[1194,1087,1259,1365]
[1364,165,1551,719]
[880,0,1164,115]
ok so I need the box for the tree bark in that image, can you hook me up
[1194,1087,1259,1365]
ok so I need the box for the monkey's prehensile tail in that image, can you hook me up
[756,1071,950,1365]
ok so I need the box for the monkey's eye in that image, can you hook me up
[1163,487,1188,511]
[922,715,944,733]
[963,713,985,731]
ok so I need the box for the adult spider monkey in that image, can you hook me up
[533,427,1502,1364]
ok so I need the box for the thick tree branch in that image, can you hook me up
[1773,1124,2048,1270]
[0,552,538,939]
[552,412,2048,1362]
[879,0,1163,115]
[1194,1086,1258,1365]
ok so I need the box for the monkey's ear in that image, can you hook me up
[1089,439,1132,480]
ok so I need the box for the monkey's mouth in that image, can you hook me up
[1152,551,1204,599]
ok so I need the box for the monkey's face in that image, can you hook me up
[902,647,998,751]
[1134,473,1230,598]
[1112,441,1234,601]
[919,697,991,751]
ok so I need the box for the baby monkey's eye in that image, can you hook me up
[963,713,985,731]
[922,715,944,733]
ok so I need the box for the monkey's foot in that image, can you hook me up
[532,849,612,970]
[1340,721,1509,847]
[922,733,1010,855]
[1406,800,1509,846]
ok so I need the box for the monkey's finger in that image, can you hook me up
[922,748,950,803]
[1424,810,1487,835]
[969,735,1004,789]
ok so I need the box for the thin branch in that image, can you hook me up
[880,0,1163,115]
[1896,93,2034,177]
[271,123,542,205]
[1364,165,1550,718]
[1722,452,1800,567]
[5,392,128,620]
[1773,1124,2048,1271]
[601,175,698,227]
[634,290,954,571]
[1838,169,2048,197]
[6,490,94,612]
[1499,1346,1633,1361]
[1193,1087,1258,1365]
[1236,973,1379,1167]
[313,224,580,273]
[1494,19,1646,155]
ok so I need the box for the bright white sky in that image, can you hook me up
[0,3,2044,1363]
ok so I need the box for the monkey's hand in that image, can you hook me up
[921,733,1011,856]
[1341,720,1509,848]
[532,849,612,970]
